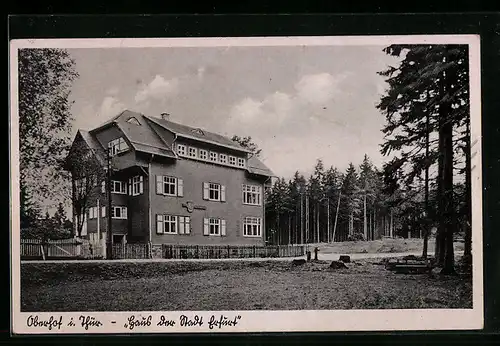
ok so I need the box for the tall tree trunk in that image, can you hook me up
[463,117,472,262]
[390,210,394,238]
[363,193,367,240]
[440,61,456,275]
[288,214,292,245]
[423,109,430,259]
[316,204,320,243]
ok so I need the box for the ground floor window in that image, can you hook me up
[203,217,226,236]
[243,216,262,237]
[156,214,191,235]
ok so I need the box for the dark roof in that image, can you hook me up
[78,130,106,165]
[247,156,275,177]
[145,116,252,153]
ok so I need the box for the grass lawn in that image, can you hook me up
[317,238,464,254]
[21,258,472,312]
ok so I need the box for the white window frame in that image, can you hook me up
[209,218,221,236]
[208,183,221,201]
[242,184,262,206]
[111,180,127,194]
[199,149,208,160]
[237,157,246,168]
[111,206,127,219]
[163,215,178,234]
[209,151,218,162]
[108,137,129,157]
[177,144,186,156]
[243,216,262,237]
[228,156,237,166]
[88,206,98,219]
[178,216,191,235]
[132,175,143,196]
[163,176,177,196]
[219,153,227,164]
[188,146,198,158]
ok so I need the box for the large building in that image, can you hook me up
[65,110,274,246]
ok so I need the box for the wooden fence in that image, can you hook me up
[112,243,150,259]
[21,238,104,260]
[161,244,305,260]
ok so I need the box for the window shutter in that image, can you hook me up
[185,217,191,234]
[259,218,263,237]
[102,207,106,217]
[101,181,105,193]
[123,207,128,219]
[157,215,164,234]
[179,216,185,235]
[139,176,144,194]
[221,219,227,236]
[203,182,209,200]
[242,185,245,203]
[177,179,184,197]
[128,179,132,195]
[221,185,226,202]
[203,218,209,235]
[156,175,163,194]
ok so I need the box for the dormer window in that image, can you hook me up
[126,117,141,126]
[188,147,197,158]
[209,152,218,162]
[108,137,129,157]
[229,156,237,166]
[238,158,246,168]
[191,128,204,135]
[219,154,227,164]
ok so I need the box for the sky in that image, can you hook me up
[67,45,402,180]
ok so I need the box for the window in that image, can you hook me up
[156,215,190,235]
[88,207,98,219]
[178,216,191,235]
[131,176,143,196]
[108,137,129,156]
[127,117,141,126]
[156,175,183,196]
[101,207,106,217]
[203,218,226,236]
[209,151,218,162]
[188,147,197,158]
[111,206,127,219]
[111,180,127,194]
[219,154,227,164]
[199,149,208,160]
[203,182,226,202]
[243,184,262,205]
[238,158,246,168]
[229,156,237,166]
[243,217,262,237]
[177,144,186,156]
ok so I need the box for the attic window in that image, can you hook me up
[191,128,204,135]
[127,117,141,126]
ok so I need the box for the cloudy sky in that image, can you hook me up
[68,45,402,179]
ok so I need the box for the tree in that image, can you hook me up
[341,163,362,238]
[19,48,79,209]
[231,135,262,157]
[20,183,41,230]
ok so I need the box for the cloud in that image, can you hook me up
[98,96,126,118]
[197,66,206,80]
[294,72,346,105]
[106,86,120,96]
[135,75,179,104]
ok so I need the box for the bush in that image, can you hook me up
[347,232,365,241]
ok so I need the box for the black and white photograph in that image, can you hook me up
[10,35,483,333]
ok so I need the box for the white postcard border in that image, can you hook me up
[9,34,483,334]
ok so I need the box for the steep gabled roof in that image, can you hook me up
[247,156,275,178]
[145,115,252,154]
[78,130,107,165]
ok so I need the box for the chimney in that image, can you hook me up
[160,112,170,120]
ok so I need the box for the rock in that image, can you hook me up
[339,255,351,263]
[292,259,306,266]
[330,261,348,269]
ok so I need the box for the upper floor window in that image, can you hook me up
[111,180,127,194]
[177,144,186,156]
[88,206,99,219]
[243,217,262,237]
[199,149,208,160]
[238,158,246,168]
[228,156,237,166]
[219,154,227,164]
[131,176,144,196]
[242,184,262,205]
[209,151,218,162]
[203,182,226,202]
[111,206,127,219]
[108,137,129,157]
[188,147,197,158]
[156,175,183,197]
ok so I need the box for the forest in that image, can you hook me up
[262,44,473,274]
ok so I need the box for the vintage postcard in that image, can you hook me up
[9,35,483,334]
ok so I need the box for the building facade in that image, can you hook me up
[65,110,274,246]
